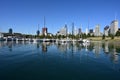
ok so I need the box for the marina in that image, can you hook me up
[0,0,120,80]
[0,37,89,44]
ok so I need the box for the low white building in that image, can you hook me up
[0,32,3,38]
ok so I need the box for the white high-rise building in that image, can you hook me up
[94,24,100,36]
[57,25,67,36]
[74,27,78,36]
[110,20,118,35]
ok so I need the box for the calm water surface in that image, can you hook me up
[0,41,120,80]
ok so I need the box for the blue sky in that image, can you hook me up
[0,0,120,34]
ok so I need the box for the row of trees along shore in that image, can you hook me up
[102,30,120,40]
[4,30,120,40]
[34,30,120,39]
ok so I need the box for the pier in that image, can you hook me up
[0,37,90,44]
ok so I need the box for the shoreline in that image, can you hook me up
[88,37,120,42]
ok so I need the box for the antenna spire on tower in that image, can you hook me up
[44,16,46,28]
[72,22,74,36]
[38,24,39,30]
[115,12,117,20]
[88,18,89,33]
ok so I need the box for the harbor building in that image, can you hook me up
[109,20,118,35]
[0,32,3,38]
[94,24,100,36]
[9,28,13,34]
[89,29,94,36]
[42,27,48,36]
[57,24,68,36]
[104,25,109,36]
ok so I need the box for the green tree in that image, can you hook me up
[92,34,95,37]
[116,31,120,36]
[87,33,91,37]
[102,34,105,40]
[110,34,114,39]
[75,34,79,39]
[82,33,87,39]
[58,35,61,39]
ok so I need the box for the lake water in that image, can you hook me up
[0,41,120,80]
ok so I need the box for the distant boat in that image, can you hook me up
[83,39,90,43]
[0,37,6,41]
[7,38,12,41]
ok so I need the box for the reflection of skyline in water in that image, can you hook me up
[0,41,120,64]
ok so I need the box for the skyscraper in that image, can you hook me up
[104,25,109,36]
[42,16,48,36]
[72,23,74,36]
[57,25,68,36]
[36,30,40,36]
[42,27,48,36]
[110,20,118,35]
[36,24,40,36]
[74,27,78,36]
[89,29,94,36]
[78,28,82,34]
[9,28,13,34]
[94,24,100,36]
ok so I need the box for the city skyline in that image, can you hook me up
[0,0,120,34]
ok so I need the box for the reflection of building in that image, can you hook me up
[57,44,67,53]
[110,20,118,35]
[104,26,109,36]
[110,48,119,63]
[37,43,40,48]
[42,43,47,53]
[94,24,100,36]
[7,42,12,51]
[93,42,101,57]
[106,42,119,63]
[104,42,109,53]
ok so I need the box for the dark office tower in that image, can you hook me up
[36,24,40,36]
[78,28,82,34]
[9,28,13,34]
[37,30,40,36]
[89,29,93,33]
